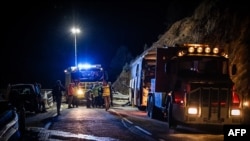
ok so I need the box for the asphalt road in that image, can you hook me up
[23,102,157,141]
[22,101,225,141]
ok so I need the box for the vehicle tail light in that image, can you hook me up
[232,85,240,107]
[230,85,241,116]
[174,91,184,104]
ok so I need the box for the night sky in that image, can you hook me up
[1,0,199,88]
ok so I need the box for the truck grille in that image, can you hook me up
[188,85,230,107]
[188,84,231,120]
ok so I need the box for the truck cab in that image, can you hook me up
[130,44,243,128]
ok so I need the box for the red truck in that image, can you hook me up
[129,43,244,128]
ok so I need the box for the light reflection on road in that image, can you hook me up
[168,134,224,141]
[27,127,119,141]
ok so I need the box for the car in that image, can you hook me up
[0,100,22,141]
[6,83,42,114]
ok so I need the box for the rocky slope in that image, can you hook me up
[113,0,250,101]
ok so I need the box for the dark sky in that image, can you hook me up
[1,0,199,88]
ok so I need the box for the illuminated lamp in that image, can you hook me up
[188,107,198,114]
[205,47,211,53]
[213,48,219,54]
[77,89,84,96]
[78,63,92,69]
[188,47,195,53]
[197,47,203,53]
[221,52,228,58]
[231,109,241,116]
[178,51,185,56]
[243,101,249,107]
[70,66,77,71]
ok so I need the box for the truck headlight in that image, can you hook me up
[231,109,241,116]
[77,89,84,95]
[188,107,198,115]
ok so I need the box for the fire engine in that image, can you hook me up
[129,43,244,128]
[64,63,107,103]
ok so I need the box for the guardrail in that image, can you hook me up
[40,89,53,108]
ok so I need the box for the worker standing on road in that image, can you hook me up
[92,83,100,107]
[67,83,75,108]
[86,89,93,108]
[102,80,111,111]
[38,83,47,112]
[52,80,65,116]
[72,81,79,108]
[108,82,113,107]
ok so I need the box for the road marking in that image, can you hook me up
[44,122,51,129]
[112,108,153,137]
[123,118,133,124]
[121,119,129,128]
[135,126,152,136]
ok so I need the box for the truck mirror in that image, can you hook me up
[231,64,237,75]
[165,63,169,73]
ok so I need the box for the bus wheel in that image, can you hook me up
[147,95,156,119]
[167,102,177,128]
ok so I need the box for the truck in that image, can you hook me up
[64,63,108,105]
[129,43,244,128]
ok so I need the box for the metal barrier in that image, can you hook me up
[41,89,53,108]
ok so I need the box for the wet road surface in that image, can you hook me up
[22,102,224,141]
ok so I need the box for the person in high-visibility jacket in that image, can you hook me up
[67,83,75,108]
[92,83,100,108]
[102,80,111,111]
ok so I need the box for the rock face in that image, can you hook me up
[113,0,250,102]
[112,69,131,95]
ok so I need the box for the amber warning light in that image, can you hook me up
[224,125,250,141]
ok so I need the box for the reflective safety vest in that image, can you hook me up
[68,83,75,96]
[102,84,110,97]
[92,86,99,97]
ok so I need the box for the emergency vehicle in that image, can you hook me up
[64,63,107,103]
[129,43,244,128]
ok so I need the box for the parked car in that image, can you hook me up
[6,83,41,114]
[0,100,22,141]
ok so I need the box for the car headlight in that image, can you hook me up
[188,107,198,115]
[77,89,84,95]
[231,109,241,116]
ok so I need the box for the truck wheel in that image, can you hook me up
[138,106,146,111]
[136,96,146,111]
[147,96,156,119]
[167,102,177,128]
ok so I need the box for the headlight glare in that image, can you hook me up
[197,47,203,53]
[188,107,198,115]
[188,47,195,53]
[231,109,241,116]
[77,89,84,95]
